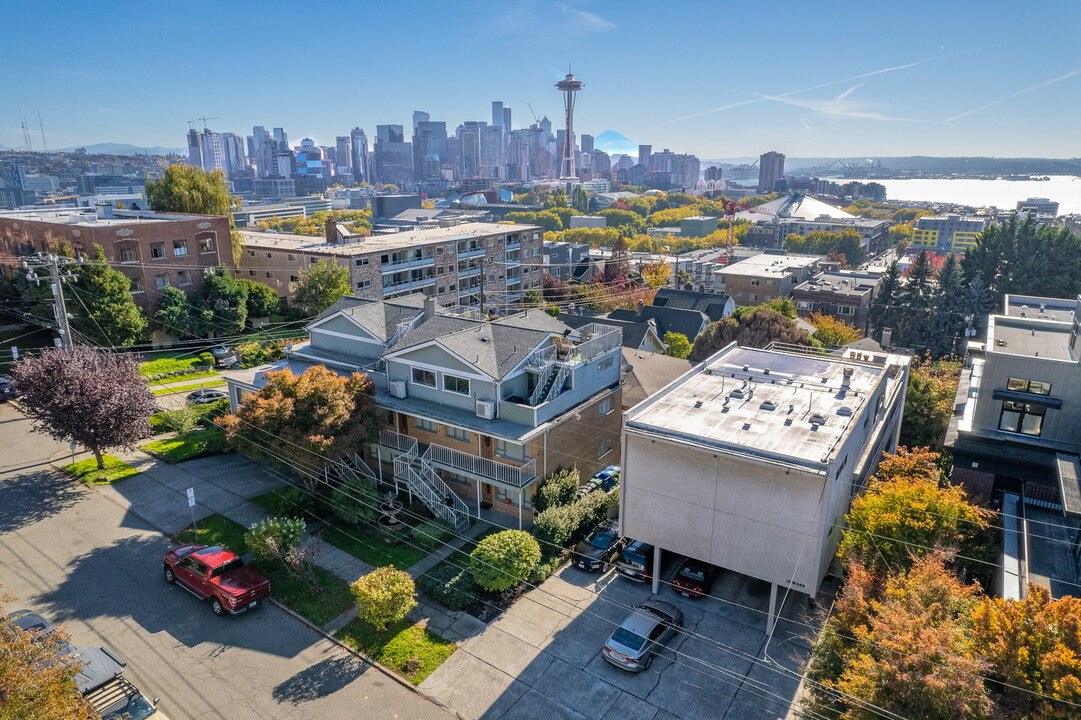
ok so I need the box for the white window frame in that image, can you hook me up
[445,426,471,443]
[415,417,437,433]
[411,367,436,387]
[443,374,470,395]
[838,305,856,316]
[598,397,612,416]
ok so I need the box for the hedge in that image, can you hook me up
[417,564,476,612]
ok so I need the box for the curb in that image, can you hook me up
[266,598,467,720]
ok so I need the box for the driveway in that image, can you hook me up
[0,403,453,720]
[420,560,824,720]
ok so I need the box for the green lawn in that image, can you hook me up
[176,514,249,554]
[336,618,456,685]
[140,428,228,463]
[148,368,219,386]
[251,559,354,626]
[139,356,205,376]
[61,456,140,485]
[322,525,429,572]
[250,488,312,518]
[152,379,226,396]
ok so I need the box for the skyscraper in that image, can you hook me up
[502,106,511,133]
[350,128,368,183]
[758,151,785,193]
[374,124,413,186]
[335,136,353,180]
[187,129,203,169]
[413,120,448,182]
[580,134,594,154]
[638,144,652,169]
[491,101,504,129]
[458,122,481,178]
[412,111,429,135]
[480,125,503,179]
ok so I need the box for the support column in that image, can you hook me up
[652,545,662,594]
[518,489,523,530]
[767,582,778,634]
[476,480,482,519]
[377,447,384,485]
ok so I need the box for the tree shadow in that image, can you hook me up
[271,655,369,705]
[0,468,86,533]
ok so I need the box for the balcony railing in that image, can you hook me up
[381,256,436,273]
[458,247,485,259]
[426,443,537,488]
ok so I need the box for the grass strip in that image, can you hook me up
[176,513,249,554]
[140,428,228,463]
[61,456,140,485]
[336,617,456,685]
[152,380,226,396]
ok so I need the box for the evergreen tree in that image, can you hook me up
[869,260,903,343]
[899,250,935,350]
[293,258,350,316]
[928,254,967,358]
[962,272,991,338]
[192,265,248,336]
[67,245,148,347]
[154,286,197,339]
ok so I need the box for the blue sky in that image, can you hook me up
[4,0,1080,158]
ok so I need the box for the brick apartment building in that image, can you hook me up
[791,270,882,335]
[0,206,233,311]
[237,220,544,309]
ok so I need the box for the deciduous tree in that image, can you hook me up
[662,331,692,359]
[237,278,281,320]
[145,164,243,265]
[293,258,350,316]
[809,312,861,347]
[900,358,961,451]
[13,346,155,469]
[351,566,418,631]
[640,261,671,287]
[691,307,811,361]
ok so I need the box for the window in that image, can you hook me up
[496,439,530,462]
[248,270,256,276]
[749,293,758,302]
[173,240,188,257]
[437,266,445,275]
[264,251,272,258]
[290,275,299,282]
[246,249,255,256]
[120,247,138,263]
[355,258,369,266]
[380,254,390,264]
[155,274,170,290]
[750,279,760,286]
[265,272,273,279]
[443,374,469,395]
[1006,378,1051,395]
[598,439,613,458]
[177,270,192,286]
[797,300,813,310]
[999,401,1045,436]
[599,357,615,371]
[764,295,772,302]
[436,247,444,256]
[199,236,215,253]
[598,397,612,416]
[838,305,856,316]
[766,279,775,287]
[288,254,296,261]
[356,280,370,289]
[129,276,144,293]
[438,286,444,294]
[445,426,471,443]
[415,417,437,433]
[148,243,165,260]
[411,368,436,387]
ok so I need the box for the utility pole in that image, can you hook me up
[22,253,79,349]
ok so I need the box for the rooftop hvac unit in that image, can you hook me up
[475,400,495,420]
[389,380,407,398]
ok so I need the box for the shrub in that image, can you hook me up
[350,566,418,631]
[245,516,305,561]
[533,467,580,513]
[576,487,616,531]
[469,530,541,593]
[412,519,454,550]
[158,406,200,435]
[329,472,380,525]
[418,564,476,612]
[530,555,562,583]
[275,486,317,517]
[533,504,581,549]
[198,351,215,367]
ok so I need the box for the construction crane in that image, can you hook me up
[37,113,48,154]
[186,116,219,131]
[19,109,33,152]
[43,194,79,205]
[721,199,777,258]
[526,103,541,124]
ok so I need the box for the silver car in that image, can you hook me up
[601,600,683,672]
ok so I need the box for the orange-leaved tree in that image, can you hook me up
[808,312,862,347]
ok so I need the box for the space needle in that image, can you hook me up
[555,72,584,180]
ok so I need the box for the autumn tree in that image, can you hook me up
[67,245,148,346]
[900,358,962,451]
[351,566,417,631]
[805,555,993,720]
[783,228,867,267]
[541,272,571,304]
[809,312,862,347]
[293,258,350,316]
[640,261,671,287]
[146,164,243,265]
[839,448,993,579]
[690,307,811,361]
[220,365,380,472]
[0,598,97,720]
[13,346,155,469]
[662,331,692,359]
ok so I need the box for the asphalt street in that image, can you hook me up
[0,403,453,720]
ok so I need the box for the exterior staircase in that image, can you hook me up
[391,438,472,530]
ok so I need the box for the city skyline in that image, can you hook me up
[3,1,1080,157]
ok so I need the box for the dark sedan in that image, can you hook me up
[571,521,624,572]
[671,557,719,599]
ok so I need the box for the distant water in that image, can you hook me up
[875,175,1081,215]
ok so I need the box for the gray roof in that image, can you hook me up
[621,348,694,408]
[652,289,732,322]
[561,313,655,350]
[313,294,430,342]
[608,305,710,341]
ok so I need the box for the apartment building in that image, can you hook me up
[910,214,992,254]
[791,270,881,335]
[713,253,821,306]
[0,205,232,310]
[225,295,623,527]
[746,216,890,253]
[621,342,911,627]
[238,220,544,308]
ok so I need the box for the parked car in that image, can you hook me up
[186,388,228,405]
[209,345,238,368]
[571,521,624,572]
[671,557,719,599]
[0,374,18,400]
[616,540,655,582]
[163,544,270,616]
[601,600,683,672]
[76,645,165,720]
[576,482,597,498]
[589,465,621,492]
[2,609,75,654]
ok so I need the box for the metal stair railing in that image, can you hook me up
[542,363,569,404]
[390,439,470,528]
[416,449,471,529]
[530,353,558,406]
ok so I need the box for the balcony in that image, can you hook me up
[506,238,521,250]
[381,256,436,273]
[458,265,481,278]
[458,247,485,259]
[378,429,537,488]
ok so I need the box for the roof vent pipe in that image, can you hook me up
[842,367,853,388]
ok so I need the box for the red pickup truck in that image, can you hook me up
[163,544,270,616]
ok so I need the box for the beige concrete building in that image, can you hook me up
[713,253,821,306]
[237,220,544,309]
[620,342,910,628]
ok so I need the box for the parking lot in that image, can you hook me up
[420,558,829,720]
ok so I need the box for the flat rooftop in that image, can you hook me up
[795,271,880,297]
[0,208,210,226]
[988,316,1076,362]
[1004,294,1077,323]
[716,253,820,278]
[238,221,541,255]
[626,345,903,469]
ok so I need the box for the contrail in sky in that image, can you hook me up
[945,66,1081,122]
[653,47,982,129]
